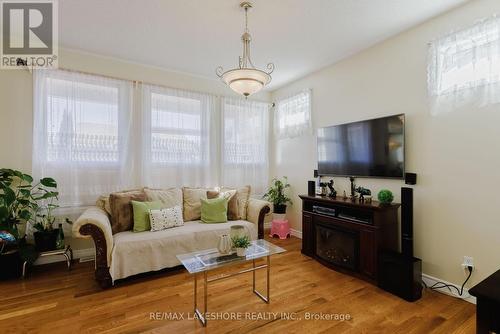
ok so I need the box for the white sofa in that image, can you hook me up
[72,188,271,288]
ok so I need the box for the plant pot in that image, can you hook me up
[236,248,247,257]
[0,250,23,280]
[273,204,287,214]
[33,229,59,252]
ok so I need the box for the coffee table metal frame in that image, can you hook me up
[177,240,284,327]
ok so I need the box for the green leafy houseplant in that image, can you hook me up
[0,168,58,240]
[232,235,251,257]
[263,177,292,214]
[377,189,394,204]
[0,169,57,279]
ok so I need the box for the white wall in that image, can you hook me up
[271,0,500,287]
[0,48,271,252]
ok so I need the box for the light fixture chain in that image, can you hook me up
[245,6,248,32]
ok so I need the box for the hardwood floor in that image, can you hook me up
[0,236,475,334]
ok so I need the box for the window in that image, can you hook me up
[150,92,204,165]
[428,16,500,113]
[222,97,269,194]
[275,90,312,139]
[33,69,134,207]
[45,79,122,164]
[141,85,217,189]
[33,70,271,206]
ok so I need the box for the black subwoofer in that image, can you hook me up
[378,250,422,302]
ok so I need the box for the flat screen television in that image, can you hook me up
[317,114,405,178]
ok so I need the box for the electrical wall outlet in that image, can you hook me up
[462,256,474,269]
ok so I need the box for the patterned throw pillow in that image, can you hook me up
[149,205,184,232]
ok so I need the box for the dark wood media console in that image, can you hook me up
[299,195,400,282]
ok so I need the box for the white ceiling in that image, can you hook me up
[59,0,469,90]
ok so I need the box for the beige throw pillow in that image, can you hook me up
[182,187,209,221]
[96,195,112,216]
[207,189,238,220]
[144,188,182,208]
[220,185,251,220]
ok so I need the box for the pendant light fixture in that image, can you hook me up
[216,2,274,97]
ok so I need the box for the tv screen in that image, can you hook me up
[317,114,405,178]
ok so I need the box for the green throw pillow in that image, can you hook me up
[201,197,228,223]
[131,200,163,232]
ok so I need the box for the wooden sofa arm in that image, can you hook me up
[247,198,271,239]
[73,207,113,288]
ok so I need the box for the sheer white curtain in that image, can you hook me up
[221,97,269,195]
[141,84,218,188]
[33,69,135,207]
[428,15,500,114]
[275,90,312,139]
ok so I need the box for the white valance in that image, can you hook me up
[428,15,500,114]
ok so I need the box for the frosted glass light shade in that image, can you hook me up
[221,68,271,97]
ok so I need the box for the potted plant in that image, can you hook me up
[377,189,394,205]
[232,235,251,257]
[0,169,58,278]
[263,177,293,215]
[31,194,70,252]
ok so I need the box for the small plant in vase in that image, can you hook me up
[232,235,251,257]
[377,189,394,205]
[32,195,72,252]
[263,177,292,217]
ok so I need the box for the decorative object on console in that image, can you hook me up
[327,180,337,198]
[377,189,394,204]
[319,182,328,196]
[215,2,274,97]
[355,186,371,202]
[343,190,348,200]
[232,235,251,256]
[263,177,292,215]
[217,234,232,255]
[349,177,356,200]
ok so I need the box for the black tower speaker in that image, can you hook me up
[401,187,413,258]
[378,251,422,302]
[308,181,316,196]
[378,186,422,302]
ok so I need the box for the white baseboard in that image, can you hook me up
[421,273,476,304]
[34,247,95,266]
[269,224,473,303]
[290,228,302,239]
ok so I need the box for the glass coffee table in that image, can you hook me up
[176,239,285,327]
